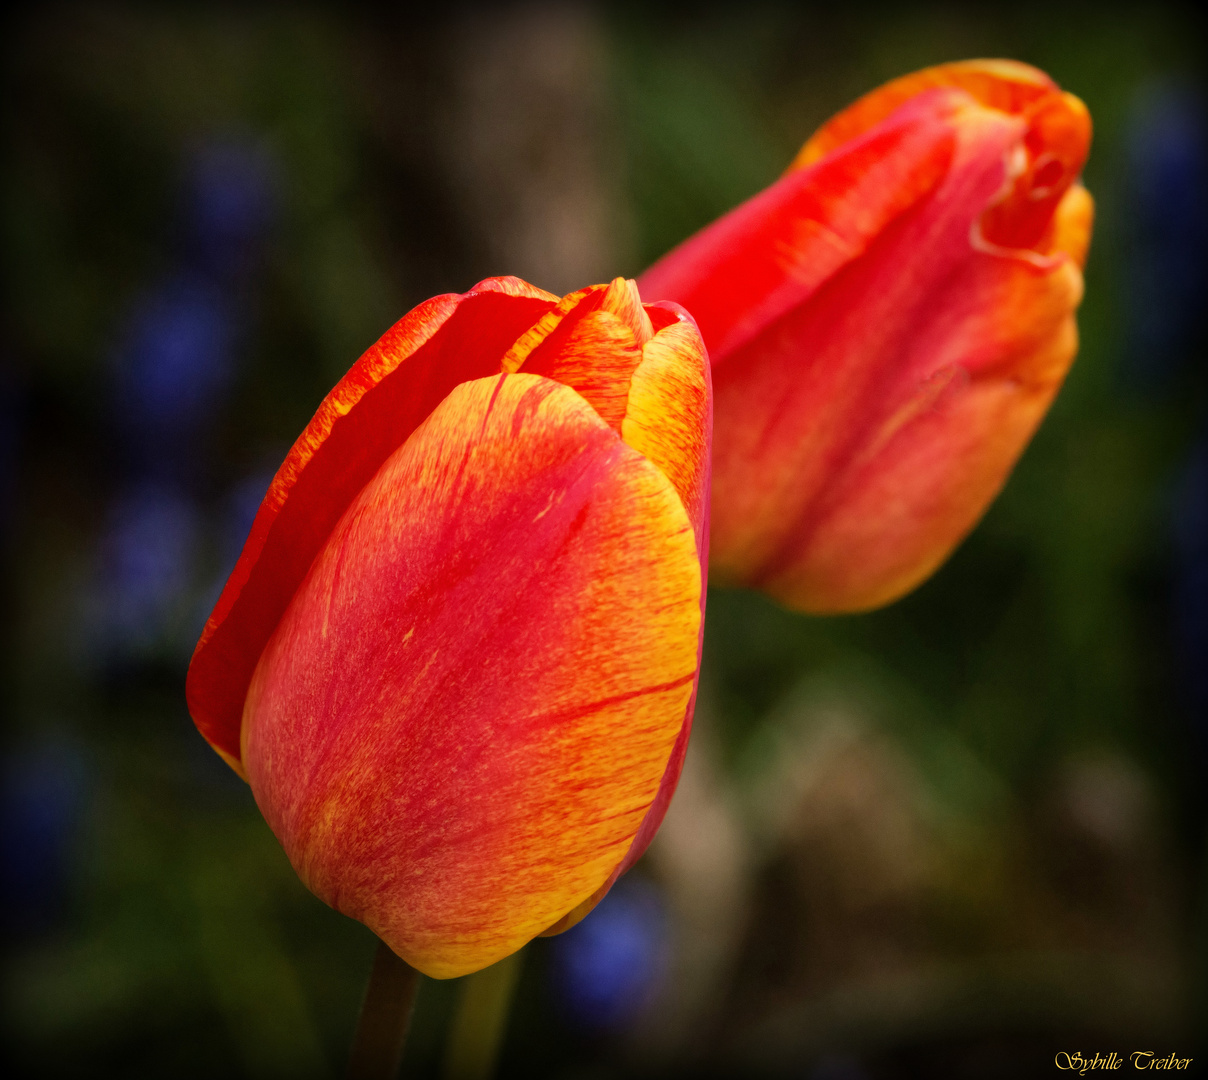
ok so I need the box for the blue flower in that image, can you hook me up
[84,483,201,659]
[111,275,237,470]
[549,875,669,1032]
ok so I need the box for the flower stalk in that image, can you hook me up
[346,941,421,1080]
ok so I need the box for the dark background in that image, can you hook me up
[2,4,1206,1077]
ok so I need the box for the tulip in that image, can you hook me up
[186,276,711,978]
[640,60,1093,612]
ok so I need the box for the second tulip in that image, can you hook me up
[640,60,1094,612]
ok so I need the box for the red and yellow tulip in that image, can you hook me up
[186,276,710,978]
[640,60,1093,612]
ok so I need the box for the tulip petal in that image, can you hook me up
[796,60,1091,254]
[761,319,1080,612]
[639,91,962,364]
[793,59,1060,168]
[599,276,655,346]
[713,98,1089,610]
[520,308,643,430]
[582,302,715,890]
[519,295,712,931]
[506,278,658,433]
[187,278,558,769]
[1043,182,1094,269]
[241,373,702,978]
[620,305,712,557]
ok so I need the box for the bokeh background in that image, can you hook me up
[3,4,1206,1077]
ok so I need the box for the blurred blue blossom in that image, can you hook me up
[84,483,201,659]
[549,875,669,1032]
[90,137,278,664]
[0,741,89,935]
[111,275,237,470]
[1122,84,1208,388]
[109,137,276,479]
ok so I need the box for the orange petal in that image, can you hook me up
[186,278,558,769]
[520,308,642,430]
[1041,181,1094,268]
[507,277,656,431]
[516,289,712,925]
[593,301,714,893]
[241,374,702,977]
[620,304,712,558]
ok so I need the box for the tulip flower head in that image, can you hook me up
[187,277,710,978]
[641,60,1093,612]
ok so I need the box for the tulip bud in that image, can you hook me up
[640,60,1093,612]
[187,277,711,977]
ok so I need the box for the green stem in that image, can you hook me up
[346,939,421,1080]
[442,949,524,1080]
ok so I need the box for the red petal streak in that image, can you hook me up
[241,374,702,977]
[187,279,558,768]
